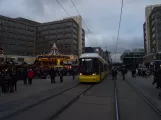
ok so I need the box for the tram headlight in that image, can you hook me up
[79,73,82,75]
[92,73,96,75]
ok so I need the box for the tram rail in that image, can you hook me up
[47,84,94,120]
[0,83,81,120]
[126,80,161,117]
[114,80,120,120]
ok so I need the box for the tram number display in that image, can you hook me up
[82,59,92,61]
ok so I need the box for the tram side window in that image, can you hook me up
[93,58,99,74]
[100,62,103,72]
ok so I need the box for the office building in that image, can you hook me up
[149,6,161,60]
[0,15,85,57]
[36,18,79,56]
[121,49,145,67]
[143,22,147,54]
[82,28,85,53]
[64,16,84,56]
[0,15,39,56]
[145,4,161,54]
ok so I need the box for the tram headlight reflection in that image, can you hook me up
[92,73,96,75]
[79,73,82,75]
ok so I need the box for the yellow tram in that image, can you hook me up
[78,53,109,83]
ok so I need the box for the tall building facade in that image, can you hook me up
[149,6,161,59]
[143,22,147,54]
[64,16,83,56]
[121,49,145,67]
[145,4,161,54]
[0,15,85,57]
[82,28,85,53]
[0,15,39,56]
[36,18,79,56]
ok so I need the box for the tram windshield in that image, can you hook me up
[79,58,99,75]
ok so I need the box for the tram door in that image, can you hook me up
[99,61,103,80]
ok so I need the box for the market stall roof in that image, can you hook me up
[48,43,62,56]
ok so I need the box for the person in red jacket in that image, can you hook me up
[28,69,34,85]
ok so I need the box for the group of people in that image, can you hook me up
[0,66,77,94]
[112,65,161,96]
[111,66,127,80]
[37,67,77,83]
[131,68,150,78]
[152,67,161,90]
[0,67,35,94]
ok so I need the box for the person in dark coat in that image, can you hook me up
[0,69,5,93]
[23,68,28,85]
[11,69,18,92]
[59,69,63,83]
[4,69,10,93]
[153,68,161,89]
[131,68,136,78]
[112,67,117,80]
[120,66,126,80]
[72,69,75,80]
[50,68,56,83]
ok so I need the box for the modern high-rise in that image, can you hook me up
[149,6,161,59]
[143,22,146,54]
[0,15,85,57]
[145,4,161,54]
[0,15,40,56]
[82,28,85,53]
[36,18,79,56]
[64,16,84,56]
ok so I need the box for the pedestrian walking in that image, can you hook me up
[59,69,63,83]
[27,69,34,85]
[0,69,5,94]
[120,65,126,80]
[72,69,75,80]
[112,67,117,80]
[50,68,56,83]
[11,69,18,91]
[23,68,28,85]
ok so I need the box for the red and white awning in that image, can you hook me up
[48,43,62,55]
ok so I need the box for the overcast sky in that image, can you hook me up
[0,0,160,54]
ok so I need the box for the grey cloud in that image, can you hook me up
[86,35,143,53]
[0,0,157,54]
[23,0,79,14]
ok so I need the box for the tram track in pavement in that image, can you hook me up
[47,84,94,120]
[125,80,161,117]
[114,80,120,120]
[114,77,161,120]
[0,83,82,120]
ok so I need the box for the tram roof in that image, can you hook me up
[79,53,108,64]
